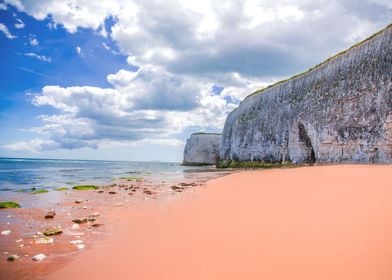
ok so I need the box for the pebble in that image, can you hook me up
[114,203,123,207]
[72,217,88,224]
[82,206,88,209]
[76,244,85,250]
[75,200,84,204]
[43,227,63,236]
[90,212,100,217]
[71,224,80,229]
[69,240,83,245]
[91,223,103,228]
[18,244,24,248]
[1,230,11,235]
[16,239,23,243]
[44,211,56,219]
[109,191,117,194]
[32,253,47,262]
[35,237,54,244]
[7,254,19,262]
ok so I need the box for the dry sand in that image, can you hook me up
[38,165,392,279]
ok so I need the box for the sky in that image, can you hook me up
[0,0,391,162]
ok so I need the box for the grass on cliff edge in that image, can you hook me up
[0,201,21,208]
[216,160,295,169]
[72,185,99,190]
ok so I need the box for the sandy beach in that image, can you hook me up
[14,164,387,280]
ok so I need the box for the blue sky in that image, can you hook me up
[0,0,391,162]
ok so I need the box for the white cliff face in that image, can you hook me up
[183,133,221,165]
[220,25,392,164]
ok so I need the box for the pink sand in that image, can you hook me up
[46,165,392,280]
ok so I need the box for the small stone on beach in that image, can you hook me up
[32,253,46,261]
[91,223,103,228]
[35,237,54,244]
[69,240,83,245]
[7,254,19,262]
[77,244,85,250]
[71,224,80,229]
[44,211,56,219]
[72,217,88,224]
[75,200,84,204]
[109,191,117,194]
[1,230,11,235]
[43,227,62,236]
[90,212,100,217]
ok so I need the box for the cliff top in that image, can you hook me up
[191,132,222,136]
[243,23,392,102]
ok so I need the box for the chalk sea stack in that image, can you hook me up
[220,24,392,164]
[183,133,221,165]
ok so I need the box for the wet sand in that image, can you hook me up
[41,165,392,280]
[0,171,232,279]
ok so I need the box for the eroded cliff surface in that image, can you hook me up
[183,133,221,165]
[220,25,392,164]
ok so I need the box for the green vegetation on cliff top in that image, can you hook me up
[244,23,392,101]
[191,132,221,136]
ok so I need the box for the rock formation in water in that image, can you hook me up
[183,133,221,165]
[220,24,392,164]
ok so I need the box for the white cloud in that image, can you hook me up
[0,23,16,39]
[5,0,123,33]
[13,65,250,152]
[24,52,52,62]
[3,0,392,153]
[14,17,25,28]
[3,138,59,153]
[29,37,39,46]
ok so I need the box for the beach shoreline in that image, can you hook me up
[3,164,392,279]
[0,168,233,279]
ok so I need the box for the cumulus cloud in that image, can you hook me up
[20,66,244,151]
[29,37,39,46]
[3,0,392,153]
[24,52,52,62]
[0,23,16,39]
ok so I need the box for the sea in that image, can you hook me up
[0,157,213,192]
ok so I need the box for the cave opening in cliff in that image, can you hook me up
[298,123,316,164]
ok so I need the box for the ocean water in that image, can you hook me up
[0,157,210,192]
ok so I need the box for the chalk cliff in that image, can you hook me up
[220,24,392,164]
[183,133,221,165]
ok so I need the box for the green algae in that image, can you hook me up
[72,185,99,190]
[0,201,21,208]
[31,189,49,194]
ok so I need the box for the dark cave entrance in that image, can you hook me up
[298,123,316,164]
